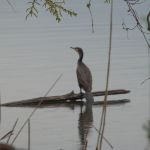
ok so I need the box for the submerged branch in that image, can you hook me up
[1,89,130,107]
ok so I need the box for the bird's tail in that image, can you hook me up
[84,92,94,106]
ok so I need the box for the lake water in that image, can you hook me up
[0,0,150,150]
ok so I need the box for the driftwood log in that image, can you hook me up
[1,89,130,107]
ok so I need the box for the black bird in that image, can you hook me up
[71,47,94,104]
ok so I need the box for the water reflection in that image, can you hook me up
[78,104,93,150]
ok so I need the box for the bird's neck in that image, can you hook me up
[78,51,83,62]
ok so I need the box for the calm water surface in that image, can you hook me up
[0,0,149,150]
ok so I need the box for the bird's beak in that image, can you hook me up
[70,47,75,50]
[70,47,77,52]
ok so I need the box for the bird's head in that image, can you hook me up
[70,47,83,55]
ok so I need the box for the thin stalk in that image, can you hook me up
[11,74,62,144]
[0,131,13,141]
[93,125,113,149]
[148,48,150,117]
[98,0,113,149]
[0,92,1,125]
[28,119,31,150]
[7,118,19,144]
[96,107,105,149]
[96,0,113,149]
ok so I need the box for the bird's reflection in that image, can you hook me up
[78,104,93,150]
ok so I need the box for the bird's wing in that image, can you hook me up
[76,62,92,92]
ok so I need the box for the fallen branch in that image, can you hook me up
[1,89,130,107]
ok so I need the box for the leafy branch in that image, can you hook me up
[26,0,77,22]
[26,0,40,19]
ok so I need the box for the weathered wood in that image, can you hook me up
[1,89,130,107]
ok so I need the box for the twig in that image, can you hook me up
[141,77,150,85]
[122,21,137,31]
[87,0,94,33]
[7,118,19,144]
[6,0,16,12]
[124,0,150,49]
[11,74,63,144]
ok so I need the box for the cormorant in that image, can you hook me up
[71,47,94,104]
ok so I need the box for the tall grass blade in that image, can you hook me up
[11,74,63,144]
[7,118,19,144]
[28,119,31,150]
